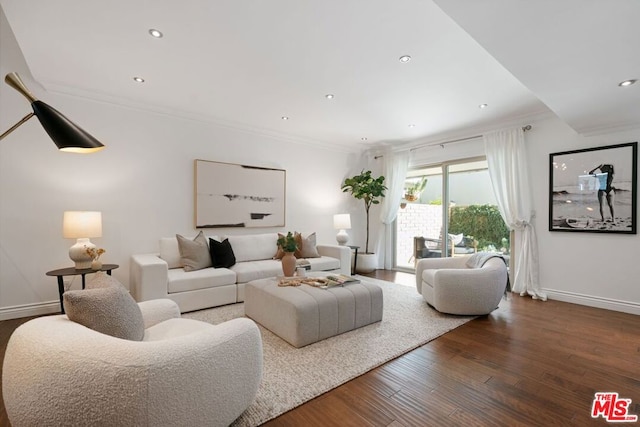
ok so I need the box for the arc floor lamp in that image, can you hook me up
[0,72,104,153]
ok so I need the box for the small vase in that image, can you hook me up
[91,259,102,270]
[281,252,296,277]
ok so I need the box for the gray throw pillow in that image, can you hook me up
[63,287,144,341]
[63,275,145,341]
[176,231,212,272]
[298,232,320,258]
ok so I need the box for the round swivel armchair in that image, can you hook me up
[415,254,509,315]
[2,299,263,427]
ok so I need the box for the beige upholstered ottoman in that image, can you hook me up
[244,277,383,347]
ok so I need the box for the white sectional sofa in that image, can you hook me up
[130,232,351,312]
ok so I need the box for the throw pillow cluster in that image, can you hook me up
[274,232,320,259]
[176,230,320,270]
[176,231,236,271]
[63,272,145,341]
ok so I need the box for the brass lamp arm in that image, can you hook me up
[0,112,35,141]
[5,72,38,103]
[1,73,38,141]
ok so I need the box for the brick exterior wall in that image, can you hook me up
[396,204,442,268]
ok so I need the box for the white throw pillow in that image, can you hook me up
[448,233,464,246]
[227,233,279,262]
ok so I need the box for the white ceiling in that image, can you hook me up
[1,0,638,151]
[434,0,640,137]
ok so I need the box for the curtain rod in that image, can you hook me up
[374,124,532,159]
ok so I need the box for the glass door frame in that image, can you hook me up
[394,155,488,273]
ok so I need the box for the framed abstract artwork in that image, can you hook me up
[195,159,286,228]
[549,142,637,234]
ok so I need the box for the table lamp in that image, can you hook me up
[333,213,351,245]
[63,211,102,269]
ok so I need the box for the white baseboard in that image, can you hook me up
[0,301,61,321]
[3,291,637,320]
[543,289,640,315]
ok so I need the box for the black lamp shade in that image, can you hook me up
[31,100,104,153]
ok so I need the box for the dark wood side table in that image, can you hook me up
[46,264,119,313]
[347,245,360,275]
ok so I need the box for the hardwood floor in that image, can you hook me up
[263,270,639,426]
[0,271,637,426]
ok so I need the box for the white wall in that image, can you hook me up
[0,12,359,319]
[526,116,640,314]
[2,10,638,317]
[402,116,640,314]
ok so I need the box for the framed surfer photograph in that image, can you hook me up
[549,142,637,234]
[195,159,286,228]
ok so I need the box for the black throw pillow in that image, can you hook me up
[209,238,236,268]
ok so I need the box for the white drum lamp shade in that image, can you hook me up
[63,211,102,269]
[333,214,351,245]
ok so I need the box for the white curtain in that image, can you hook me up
[377,148,412,269]
[483,128,547,300]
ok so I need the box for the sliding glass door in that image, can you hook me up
[395,166,442,268]
[395,158,510,271]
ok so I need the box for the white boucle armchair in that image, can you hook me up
[2,299,263,427]
[415,255,509,315]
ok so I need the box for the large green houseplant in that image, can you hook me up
[341,170,387,255]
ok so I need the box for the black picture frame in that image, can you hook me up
[549,142,637,234]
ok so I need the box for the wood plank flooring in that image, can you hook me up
[0,270,637,426]
[263,270,639,426]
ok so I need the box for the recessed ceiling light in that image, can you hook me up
[618,79,637,87]
[325,94,334,99]
[399,55,411,63]
[479,103,488,109]
[133,77,145,83]
[281,116,289,120]
[149,29,163,38]
[361,137,368,141]
[408,124,416,128]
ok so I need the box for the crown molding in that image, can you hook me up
[41,81,361,155]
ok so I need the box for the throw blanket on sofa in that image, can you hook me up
[465,252,511,294]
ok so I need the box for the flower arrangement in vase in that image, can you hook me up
[85,247,106,270]
[277,232,298,277]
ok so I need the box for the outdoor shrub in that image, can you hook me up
[449,204,509,250]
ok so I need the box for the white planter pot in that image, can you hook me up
[355,253,377,274]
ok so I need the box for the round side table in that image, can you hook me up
[46,264,119,313]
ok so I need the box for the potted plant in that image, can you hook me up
[277,232,298,253]
[277,232,298,276]
[341,170,387,273]
[404,177,427,202]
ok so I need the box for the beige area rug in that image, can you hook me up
[183,277,474,426]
